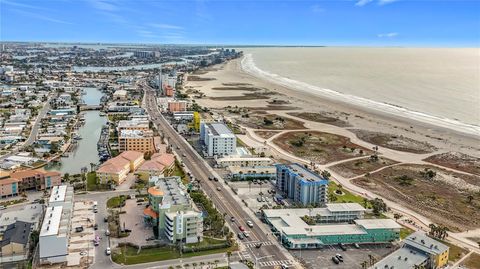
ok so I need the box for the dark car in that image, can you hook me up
[339,243,347,251]
[213,177,219,181]
[75,226,84,233]
[237,232,245,240]
[104,217,108,222]
[332,256,340,264]
[94,224,98,230]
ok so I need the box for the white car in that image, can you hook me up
[246,220,254,228]
[105,247,111,256]
[105,229,110,236]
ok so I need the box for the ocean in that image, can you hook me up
[241,47,480,136]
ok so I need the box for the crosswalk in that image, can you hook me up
[244,240,275,248]
[258,259,295,267]
[240,250,252,260]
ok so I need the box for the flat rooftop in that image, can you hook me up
[206,123,235,138]
[263,203,366,219]
[150,176,190,207]
[49,185,69,204]
[404,231,449,255]
[372,246,429,269]
[120,129,153,138]
[40,205,71,237]
[355,219,402,230]
[281,163,328,183]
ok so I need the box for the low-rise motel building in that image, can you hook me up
[371,231,449,269]
[137,153,175,178]
[0,169,61,197]
[96,151,144,185]
[263,203,401,249]
[39,185,74,265]
[143,176,203,244]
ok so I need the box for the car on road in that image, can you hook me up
[94,224,98,230]
[332,256,340,264]
[216,187,221,191]
[243,231,250,238]
[246,220,254,228]
[208,176,213,181]
[230,216,236,222]
[0,206,6,210]
[105,247,111,256]
[238,226,245,231]
[93,208,98,213]
[105,229,110,236]
[281,265,289,269]
[104,217,108,222]
[182,153,187,157]
[213,177,218,181]
[237,232,245,240]
[255,243,263,248]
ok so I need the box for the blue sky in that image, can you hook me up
[1,0,479,46]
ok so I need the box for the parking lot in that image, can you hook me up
[228,179,278,211]
[116,198,155,246]
[291,243,397,269]
[66,201,96,267]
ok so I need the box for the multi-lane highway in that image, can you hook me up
[142,83,297,269]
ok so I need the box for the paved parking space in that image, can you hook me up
[230,180,277,211]
[117,199,155,246]
[291,244,397,269]
[67,201,96,267]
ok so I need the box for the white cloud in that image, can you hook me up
[87,0,118,11]
[355,0,374,6]
[11,9,73,25]
[356,0,399,6]
[377,32,399,38]
[379,0,399,5]
[311,4,325,13]
[148,23,184,30]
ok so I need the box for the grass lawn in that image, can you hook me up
[173,160,189,184]
[112,243,236,265]
[461,253,480,268]
[328,181,371,207]
[399,227,414,239]
[439,240,468,262]
[86,172,110,191]
[185,237,226,248]
[107,196,126,208]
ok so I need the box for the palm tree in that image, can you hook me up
[361,261,368,269]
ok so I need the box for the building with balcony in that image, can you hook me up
[167,100,187,112]
[118,129,155,154]
[143,176,203,244]
[96,151,144,185]
[0,177,19,198]
[276,163,328,206]
[8,169,61,192]
[200,122,236,157]
[216,156,273,168]
[137,153,175,177]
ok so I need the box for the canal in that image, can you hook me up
[46,88,107,175]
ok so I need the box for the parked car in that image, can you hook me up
[281,265,289,269]
[246,220,254,228]
[94,224,98,230]
[339,243,347,251]
[75,226,84,233]
[213,177,219,181]
[354,243,360,249]
[335,254,344,262]
[104,217,108,222]
[105,247,111,256]
[216,187,221,191]
[208,176,213,181]
[332,257,340,264]
[0,206,6,210]
[105,229,110,236]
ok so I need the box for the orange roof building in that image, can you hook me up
[96,151,144,185]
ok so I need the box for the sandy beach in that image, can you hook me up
[187,57,479,157]
[183,56,480,246]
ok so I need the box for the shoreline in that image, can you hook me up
[241,53,480,139]
[187,57,480,157]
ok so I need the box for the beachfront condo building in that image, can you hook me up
[167,100,187,112]
[143,176,203,244]
[263,204,400,249]
[118,129,155,154]
[276,163,328,206]
[200,122,236,157]
[372,231,449,269]
[0,177,19,198]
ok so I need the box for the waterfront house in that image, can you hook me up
[9,169,61,192]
